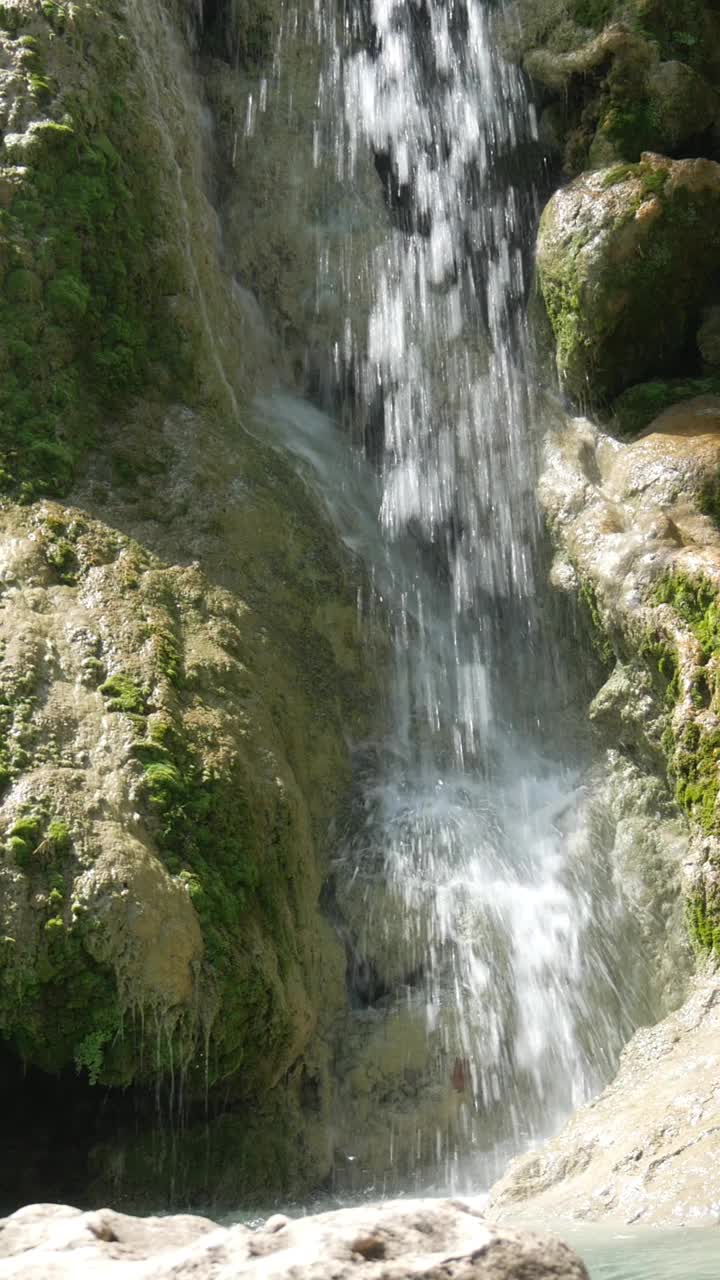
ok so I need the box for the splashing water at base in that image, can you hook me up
[256,391,655,1195]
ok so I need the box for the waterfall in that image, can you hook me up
[255,0,665,1193]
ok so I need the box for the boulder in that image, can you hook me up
[0,1198,590,1279]
[537,154,720,400]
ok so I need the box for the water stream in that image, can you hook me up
[284,0,652,1187]
[254,0,680,1212]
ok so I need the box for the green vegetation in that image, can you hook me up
[99,673,148,715]
[652,573,720,662]
[638,631,680,707]
[133,716,297,1086]
[639,573,720,956]
[512,0,718,73]
[0,799,127,1082]
[579,578,614,665]
[0,4,191,500]
[689,882,720,956]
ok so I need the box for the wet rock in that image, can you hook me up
[489,976,720,1226]
[537,155,720,400]
[0,1197,590,1278]
[541,395,720,965]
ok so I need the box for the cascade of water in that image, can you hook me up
[255,0,662,1192]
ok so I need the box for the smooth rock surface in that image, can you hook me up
[536,155,720,400]
[0,1198,589,1279]
[489,977,720,1226]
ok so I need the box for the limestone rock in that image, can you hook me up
[541,395,720,960]
[0,1198,589,1279]
[523,24,650,94]
[537,155,720,400]
[0,0,386,1204]
[489,977,720,1226]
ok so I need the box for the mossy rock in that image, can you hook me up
[506,2,720,174]
[0,402,384,1099]
[0,2,196,501]
[537,154,720,401]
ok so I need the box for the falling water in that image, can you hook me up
[255,0,668,1192]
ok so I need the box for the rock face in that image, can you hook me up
[541,395,720,960]
[0,0,386,1204]
[0,1198,589,1279]
[489,977,720,1226]
[537,154,720,401]
[505,3,720,174]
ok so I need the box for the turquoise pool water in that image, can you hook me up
[569,1226,719,1278]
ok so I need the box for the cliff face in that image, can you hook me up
[505,0,720,964]
[479,3,720,1225]
[0,0,384,1204]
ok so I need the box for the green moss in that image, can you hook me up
[131,716,298,1087]
[652,573,720,661]
[672,722,720,833]
[46,819,71,852]
[0,6,192,499]
[646,574,720,840]
[578,577,614,665]
[0,805,126,1081]
[99,673,147,715]
[598,99,659,163]
[638,631,680,707]
[6,813,43,867]
[688,881,720,956]
[601,163,638,189]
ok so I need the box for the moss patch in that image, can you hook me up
[0,2,192,500]
[638,571,720,956]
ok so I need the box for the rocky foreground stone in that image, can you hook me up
[0,1197,588,1279]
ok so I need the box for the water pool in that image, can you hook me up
[568,1225,719,1279]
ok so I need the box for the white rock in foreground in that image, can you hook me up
[0,1197,588,1279]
